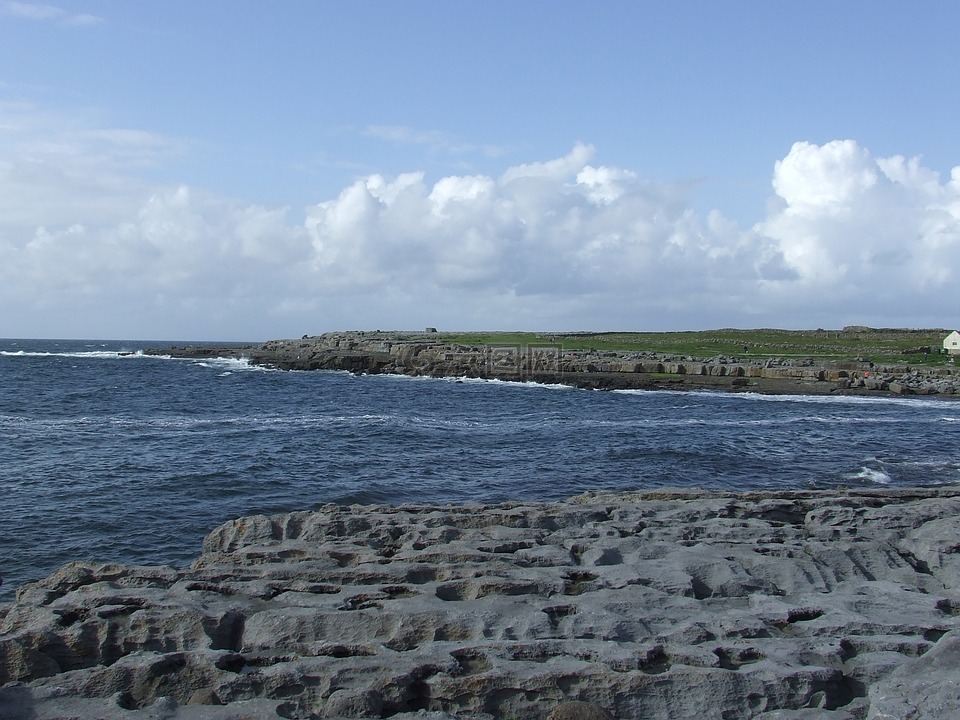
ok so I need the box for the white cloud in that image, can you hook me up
[1,101,958,338]
[361,125,509,162]
[499,142,595,184]
[576,165,638,205]
[0,1,101,25]
[363,125,450,148]
[1,1,59,20]
[757,140,960,319]
[772,140,878,216]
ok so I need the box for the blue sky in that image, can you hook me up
[2,1,959,339]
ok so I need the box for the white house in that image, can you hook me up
[944,331,960,355]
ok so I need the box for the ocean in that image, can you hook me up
[2,338,959,600]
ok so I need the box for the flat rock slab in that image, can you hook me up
[2,488,960,719]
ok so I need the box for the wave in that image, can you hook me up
[448,376,574,391]
[0,412,405,433]
[193,356,274,373]
[840,456,960,486]
[615,387,958,410]
[0,349,150,360]
[368,373,575,391]
[843,466,894,484]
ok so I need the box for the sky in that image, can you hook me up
[1,1,959,340]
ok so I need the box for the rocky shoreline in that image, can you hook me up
[2,488,960,719]
[147,331,960,397]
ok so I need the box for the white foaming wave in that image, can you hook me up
[844,466,894,484]
[313,413,394,424]
[0,349,149,359]
[690,390,957,410]
[371,373,574,391]
[460,376,573,391]
[408,415,484,429]
[616,387,958,411]
[258,413,396,428]
[194,356,274,372]
[840,456,960,486]
[6,412,400,432]
[279,412,489,431]
[7,413,492,437]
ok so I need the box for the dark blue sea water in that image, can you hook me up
[2,338,959,600]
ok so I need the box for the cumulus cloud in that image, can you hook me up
[756,140,960,321]
[301,143,716,305]
[1,103,958,338]
[772,140,878,216]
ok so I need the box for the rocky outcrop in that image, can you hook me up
[149,332,960,397]
[2,488,960,719]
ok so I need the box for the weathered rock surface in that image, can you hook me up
[2,488,960,719]
[148,332,960,397]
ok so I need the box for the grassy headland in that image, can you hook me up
[431,327,954,366]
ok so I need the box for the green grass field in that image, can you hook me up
[430,328,954,366]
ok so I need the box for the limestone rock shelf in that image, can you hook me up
[2,488,960,719]
[148,332,960,397]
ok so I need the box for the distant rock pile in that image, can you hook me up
[2,488,960,719]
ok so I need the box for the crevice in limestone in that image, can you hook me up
[607,645,674,674]
[383,637,420,652]
[204,610,245,651]
[435,581,473,601]
[450,648,492,675]
[478,540,536,554]
[897,549,933,575]
[543,604,578,632]
[235,652,298,667]
[275,700,300,719]
[270,681,306,699]
[95,600,145,620]
[639,646,672,674]
[743,502,809,526]
[310,643,377,658]
[402,566,439,584]
[503,642,563,663]
[690,577,712,600]
[568,544,585,566]
[214,653,247,672]
[185,581,236,595]
[337,593,385,611]
[381,585,418,598]
[935,598,960,616]
[53,607,87,627]
[713,646,764,670]
[432,624,474,642]
[380,667,443,716]
[114,653,191,709]
[786,606,824,623]
[483,687,543,716]
[818,673,868,710]
[327,551,359,568]
[562,571,598,596]
[838,638,858,662]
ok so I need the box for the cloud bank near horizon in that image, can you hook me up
[1,112,958,338]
